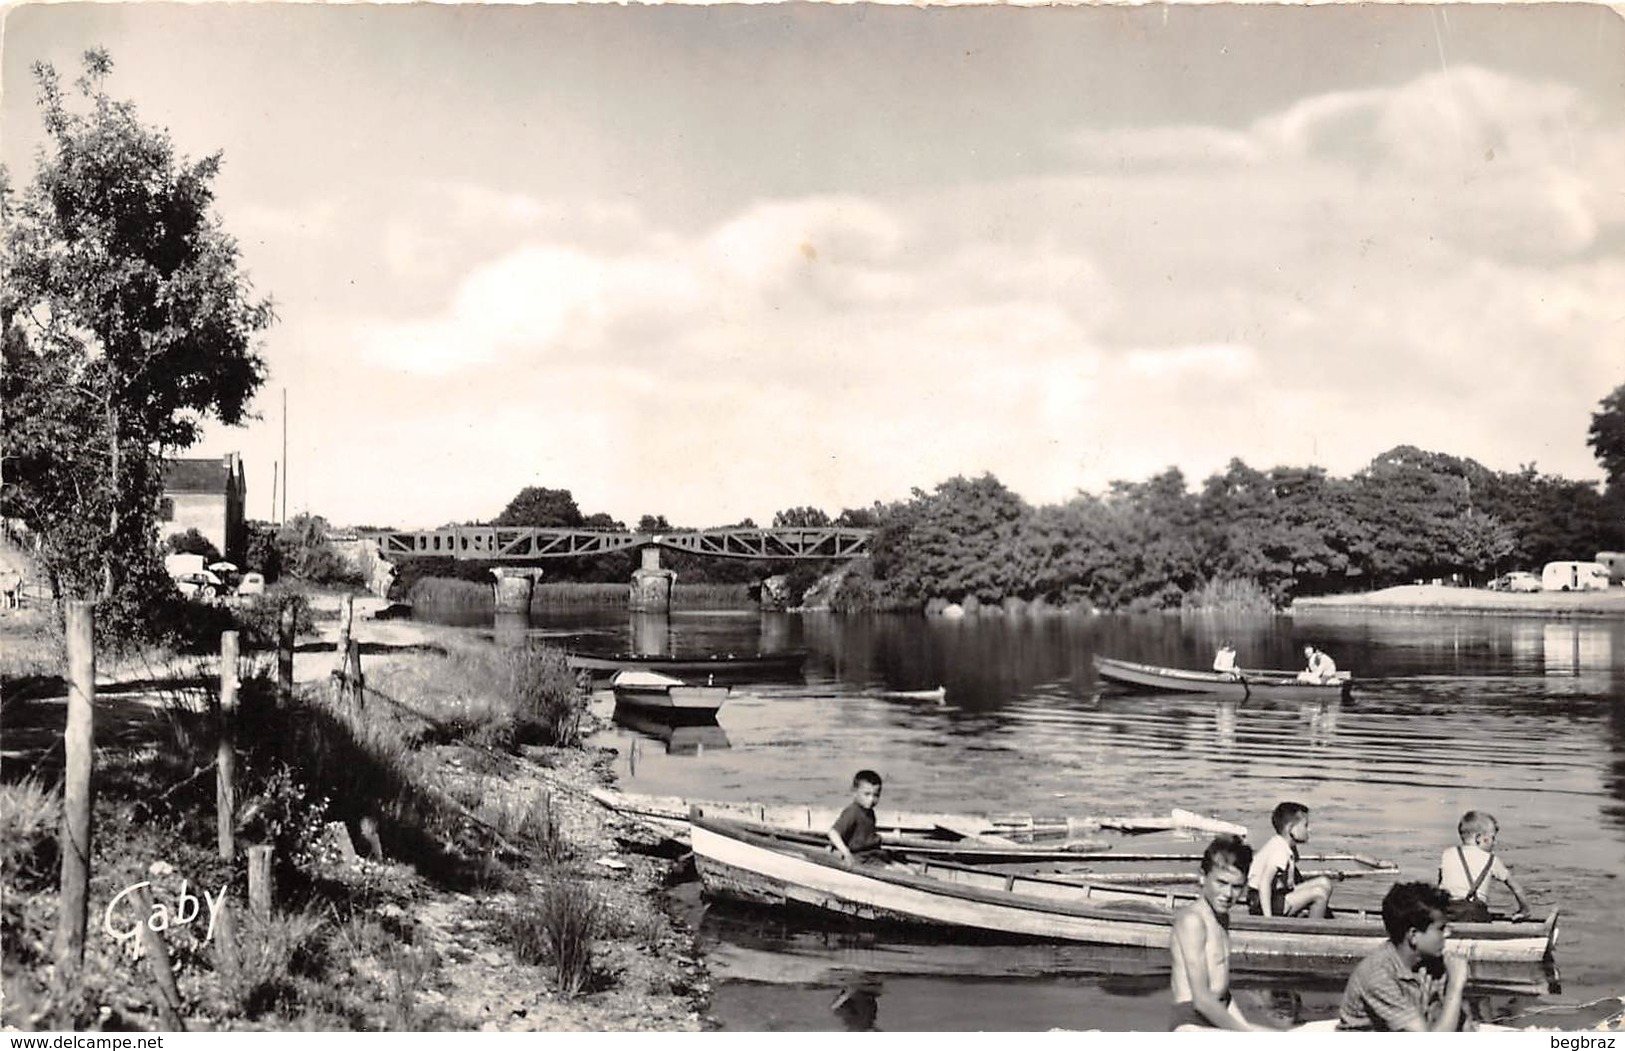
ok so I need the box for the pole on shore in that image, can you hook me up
[131,885,187,1031]
[277,602,295,706]
[54,600,95,981]
[217,630,239,860]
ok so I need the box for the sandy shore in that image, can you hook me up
[299,592,713,1031]
[1291,584,1625,616]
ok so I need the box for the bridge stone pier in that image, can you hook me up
[490,567,544,613]
[630,545,677,613]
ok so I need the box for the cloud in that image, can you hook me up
[327,61,1620,523]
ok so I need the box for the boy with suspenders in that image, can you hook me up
[1438,810,1532,923]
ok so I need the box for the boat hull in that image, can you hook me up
[568,650,807,681]
[691,819,1558,969]
[1093,655,1353,701]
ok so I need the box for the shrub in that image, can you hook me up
[505,880,598,999]
[502,645,582,748]
[0,777,60,889]
[232,588,315,649]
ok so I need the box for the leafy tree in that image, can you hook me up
[164,528,222,565]
[1,50,272,636]
[772,506,831,528]
[636,514,672,534]
[1589,382,1625,486]
[492,486,583,528]
[580,511,625,531]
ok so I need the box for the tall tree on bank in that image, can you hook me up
[1589,382,1625,488]
[1,50,272,631]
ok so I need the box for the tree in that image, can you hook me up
[772,506,831,528]
[1589,382,1625,487]
[1,50,272,632]
[492,486,583,528]
[164,528,222,565]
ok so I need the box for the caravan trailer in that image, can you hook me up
[1541,560,1611,592]
[1596,552,1625,586]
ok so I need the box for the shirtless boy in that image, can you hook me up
[1170,835,1266,1031]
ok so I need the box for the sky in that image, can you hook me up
[3,1,1623,531]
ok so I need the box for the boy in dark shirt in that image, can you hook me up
[828,769,884,864]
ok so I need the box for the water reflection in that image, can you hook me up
[829,983,881,1031]
[1216,700,1238,748]
[613,704,732,756]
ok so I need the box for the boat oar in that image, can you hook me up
[1035,866,1399,887]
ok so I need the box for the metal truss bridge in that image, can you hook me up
[364,525,873,562]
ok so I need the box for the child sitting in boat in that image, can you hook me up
[1170,835,1269,1031]
[1213,642,1240,680]
[1337,881,1473,1031]
[1248,801,1336,918]
[1438,810,1532,924]
[1296,644,1339,684]
[827,769,885,865]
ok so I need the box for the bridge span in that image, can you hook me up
[366,525,871,562]
[362,526,873,613]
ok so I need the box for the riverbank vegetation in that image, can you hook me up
[1,614,702,1031]
[405,576,751,612]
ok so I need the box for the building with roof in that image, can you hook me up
[160,453,247,564]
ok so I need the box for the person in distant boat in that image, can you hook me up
[1337,881,1474,1031]
[1213,641,1241,680]
[1169,835,1267,1031]
[1248,801,1336,918]
[1296,644,1339,684]
[828,769,886,865]
[1438,811,1532,924]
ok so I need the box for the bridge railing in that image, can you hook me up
[363,526,873,561]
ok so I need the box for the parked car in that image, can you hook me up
[236,571,266,597]
[1488,571,1541,593]
[174,569,225,600]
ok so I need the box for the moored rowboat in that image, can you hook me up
[589,787,1249,845]
[569,649,808,681]
[609,670,730,715]
[691,817,1559,968]
[1093,655,1353,701]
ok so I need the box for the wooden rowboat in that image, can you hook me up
[589,786,1249,845]
[609,670,730,716]
[1093,655,1354,701]
[691,817,1560,969]
[568,649,807,681]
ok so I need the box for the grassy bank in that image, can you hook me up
[1291,584,1625,617]
[0,607,707,1032]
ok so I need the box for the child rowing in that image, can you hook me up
[1438,810,1532,923]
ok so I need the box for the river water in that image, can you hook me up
[423,605,1625,1031]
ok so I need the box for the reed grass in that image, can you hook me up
[503,880,599,999]
[1180,576,1280,614]
[0,777,59,889]
[408,575,756,611]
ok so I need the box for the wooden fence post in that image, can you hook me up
[217,630,240,860]
[332,594,354,707]
[54,600,95,978]
[277,602,295,705]
[247,845,274,920]
[131,885,187,1031]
